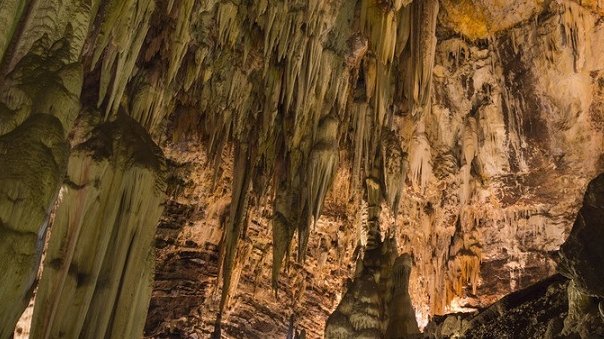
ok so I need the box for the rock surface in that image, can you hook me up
[559,173,604,298]
[426,173,604,338]
[0,0,603,338]
[143,1,604,337]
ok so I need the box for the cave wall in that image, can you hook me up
[426,174,604,338]
[0,0,603,338]
[398,0,604,318]
[146,1,604,337]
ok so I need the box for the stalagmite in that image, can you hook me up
[387,254,420,337]
[326,234,419,338]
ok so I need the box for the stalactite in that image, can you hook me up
[30,113,166,339]
[460,117,478,205]
[166,0,194,85]
[271,160,309,289]
[128,71,168,136]
[308,115,339,229]
[92,0,155,117]
[0,35,82,337]
[218,143,253,312]
[351,102,369,193]
[445,219,481,309]
[488,38,530,173]
[407,121,433,190]
[217,2,240,48]
[560,1,594,73]
[381,130,407,215]
[401,0,439,116]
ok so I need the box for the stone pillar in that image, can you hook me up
[30,114,166,339]
[325,238,419,339]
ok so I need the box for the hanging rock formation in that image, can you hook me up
[30,113,166,339]
[1,0,604,338]
[1,0,167,337]
[0,4,86,334]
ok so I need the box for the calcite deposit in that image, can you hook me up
[0,0,603,338]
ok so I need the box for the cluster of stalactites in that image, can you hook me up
[444,218,481,312]
[0,0,181,337]
[349,0,437,197]
[211,0,353,315]
[166,1,442,332]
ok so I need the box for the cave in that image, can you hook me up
[1,0,604,338]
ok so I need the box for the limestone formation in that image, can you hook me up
[325,239,419,339]
[0,14,84,336]
[426,173,604,338]
[558,173,604,298]
[1,0,604,338]
[30,113,166,339]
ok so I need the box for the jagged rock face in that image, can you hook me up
[426,173,604,338]
[559,174,604,297]
[399,0,604,319]
[425,274,571,338]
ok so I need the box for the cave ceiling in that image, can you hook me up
[0,0,603,338]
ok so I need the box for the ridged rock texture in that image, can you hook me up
[0,0,166,337]
[30,114,166,339]
[325,240,420,339]
[1,0,604,338]
[426,174,604,338]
